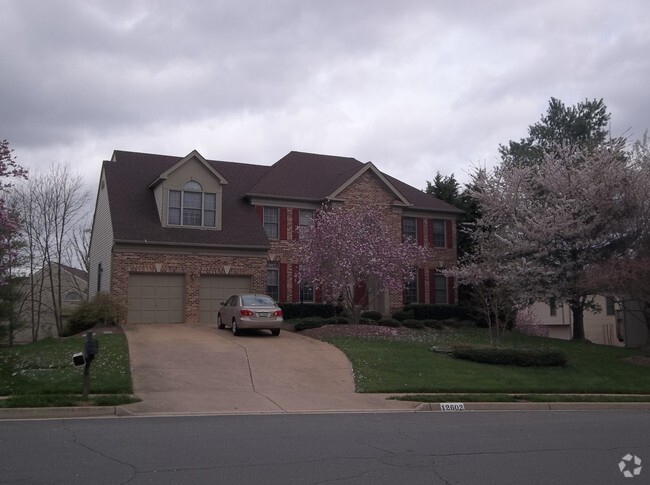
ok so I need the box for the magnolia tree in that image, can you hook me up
[296,204,429,324]
[0,140,28,285]
[452,142,639,341]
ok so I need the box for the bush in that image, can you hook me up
[422,320,443,329]
[403,304,471,321]
[450,344,567,367]
[359,318,377,325]
[279,303,336,320]
[402,319,426,329]
[335,316,349,325]
[292,316,339,331]
[361,310,382,322]
[392,310,414,322]
[378,318,401,328]
[61,293,127,337]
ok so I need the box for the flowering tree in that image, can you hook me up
[297,204,429,324]
[0,140,28,285]
[453,142,638,340]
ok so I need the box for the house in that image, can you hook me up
[7,263,88,343]
[530,295,648,348]
[88,150,462,325]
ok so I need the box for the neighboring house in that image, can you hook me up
[88,150,462,325]
[531,295,648,348]
[10,263,88,343]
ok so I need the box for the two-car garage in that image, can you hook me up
[127,273,252,324]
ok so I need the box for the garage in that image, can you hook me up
[199,275,252,323]
[128,274,185,323]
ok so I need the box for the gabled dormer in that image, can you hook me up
[148,150,228,230]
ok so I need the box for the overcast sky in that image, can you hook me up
[2,0,649,197]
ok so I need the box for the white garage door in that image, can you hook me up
[199,275,252,324]
[128,274,185,323]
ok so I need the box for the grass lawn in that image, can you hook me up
[0,333,137,408]
[318,326,650,397]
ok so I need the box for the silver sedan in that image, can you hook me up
[218,294,283,336]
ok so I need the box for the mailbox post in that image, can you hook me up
[81,331,99,400]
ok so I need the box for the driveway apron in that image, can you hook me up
[123,324,416,414]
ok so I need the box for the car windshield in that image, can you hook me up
[241,295,276,307]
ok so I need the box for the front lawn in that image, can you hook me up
[312,326,650,395]
[0,333,136,407]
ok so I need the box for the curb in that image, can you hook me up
[415,402,650,412]
[0,406,120,420]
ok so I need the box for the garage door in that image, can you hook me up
[199,275,252,323]
[128,274,185,323]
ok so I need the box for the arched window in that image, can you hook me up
[64,290,83,303]
[168,180,216,227]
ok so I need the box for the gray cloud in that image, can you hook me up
[1,0,648,191]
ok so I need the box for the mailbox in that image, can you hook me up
[72,352,86,368]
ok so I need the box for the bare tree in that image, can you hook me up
[13,164,90,337]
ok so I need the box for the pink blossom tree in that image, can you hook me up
[0,140,28,285]
[296,204,429,324]
[452,141,639,341]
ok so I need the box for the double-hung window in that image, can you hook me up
[434,273,448,304]
[403,217,417,242]
[168,181,216,227]
[264,207,279,239]
[266,262,279,301]
[432,219,446,248]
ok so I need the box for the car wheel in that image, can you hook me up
[271,329,280,336]
[232,319,240,336]
[217,314,225,329]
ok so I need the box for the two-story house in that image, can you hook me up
[88,150,462,324]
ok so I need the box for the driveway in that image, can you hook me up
[123,324,417,414]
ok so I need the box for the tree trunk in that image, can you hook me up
[570,304,585,340]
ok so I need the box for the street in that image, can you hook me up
[1,410,648,484]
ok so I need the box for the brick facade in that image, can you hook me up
[112,250,267,323]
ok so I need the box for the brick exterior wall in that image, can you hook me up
[111,168,458,324]
[112,250,267,323]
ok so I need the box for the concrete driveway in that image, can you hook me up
[123,324,417,414]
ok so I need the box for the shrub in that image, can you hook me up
[359,318,377,325]
[450,344,567,367]
[403,304,470,321]
[361,310,382,322]
[378,318,401,328]
[335,316,349,325]
[514,307,550,337]
[422,320,443,329]
[279,303,336,320]
[392,310,414,322]
[292,316,340,331]
[402,319,425,329]
[62,293,127,337]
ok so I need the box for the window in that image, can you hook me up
[300,282,314,303]
[550,297,557,317]
[606,296,616,316]
[404,277,418,304]
[264,207,279,239]
[435,273,448,304]
[403,217,417,241]
[432,219,446,248]
[299,209,313,229]
[97,263,103,293]
[64,290,83,302]
[168,181,216,227]
[266,262,279,301]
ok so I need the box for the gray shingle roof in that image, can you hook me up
[104,150,462,247]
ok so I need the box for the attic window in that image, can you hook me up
[168,181,217,227]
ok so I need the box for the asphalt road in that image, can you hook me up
[1,410,648,484]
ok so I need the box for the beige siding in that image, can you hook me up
[153,184,163,223]
[88,169,114,299]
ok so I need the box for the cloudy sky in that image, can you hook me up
[2,0,649,196]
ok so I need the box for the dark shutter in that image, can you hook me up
[256,206,264,223]
[429,269,436,304]
[292,209,300,240]
[280,208,288,240]
[291,264,300,302]
[417,218,424,246]
[427,219,434,246]
[280,263,288,302]
[418,268,425,303]
[448,276,456,304]
[446,220,453,249]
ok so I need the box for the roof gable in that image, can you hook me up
[148,150,228,188]
[328,162,410,206]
